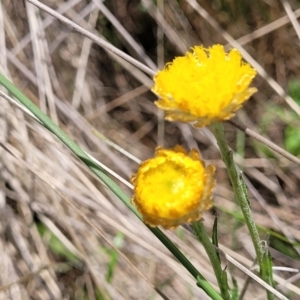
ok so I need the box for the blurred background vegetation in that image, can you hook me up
[1,0,300,299]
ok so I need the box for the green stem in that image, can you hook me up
[151,227,223,300]
[0,74,222,300]
[192,221,231,300]
[210,122,274,300]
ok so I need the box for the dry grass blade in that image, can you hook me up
[92,0,157,71]
[235,8,300,46]
[280,0,300,41]
[27,0,155,76]
[71,5,99,109]
[229,120,300,166]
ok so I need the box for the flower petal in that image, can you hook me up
[131,146,215,229]
[152,45,257,127]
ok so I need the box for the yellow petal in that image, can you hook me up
[152,45,257,127]
[131,146,215,229]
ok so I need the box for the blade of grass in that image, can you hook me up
[27,0,155,77]
[0,73,222,300]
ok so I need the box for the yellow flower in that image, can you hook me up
[131,146,215,229]
[152,44,257,127]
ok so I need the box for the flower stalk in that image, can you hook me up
[210,121,274,300]
[192,221,231,300]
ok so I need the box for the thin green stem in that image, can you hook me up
[192,221,231,300]
[210,122,274,300]
[0,74,222,300]
[150,227,222,300]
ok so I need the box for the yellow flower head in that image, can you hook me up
[152,44,257,127]
[131,146,215,229]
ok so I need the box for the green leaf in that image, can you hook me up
[270,235,300,260]
[263,249,275,288]
[212,214,221,263]
[231,276,239,300]
[288,79,300,105]
[37,223,80,264]
[284,125,300,156]
[193,221,231,300]
[105,232,124,282]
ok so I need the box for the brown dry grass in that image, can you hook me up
[0,0,300,299]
